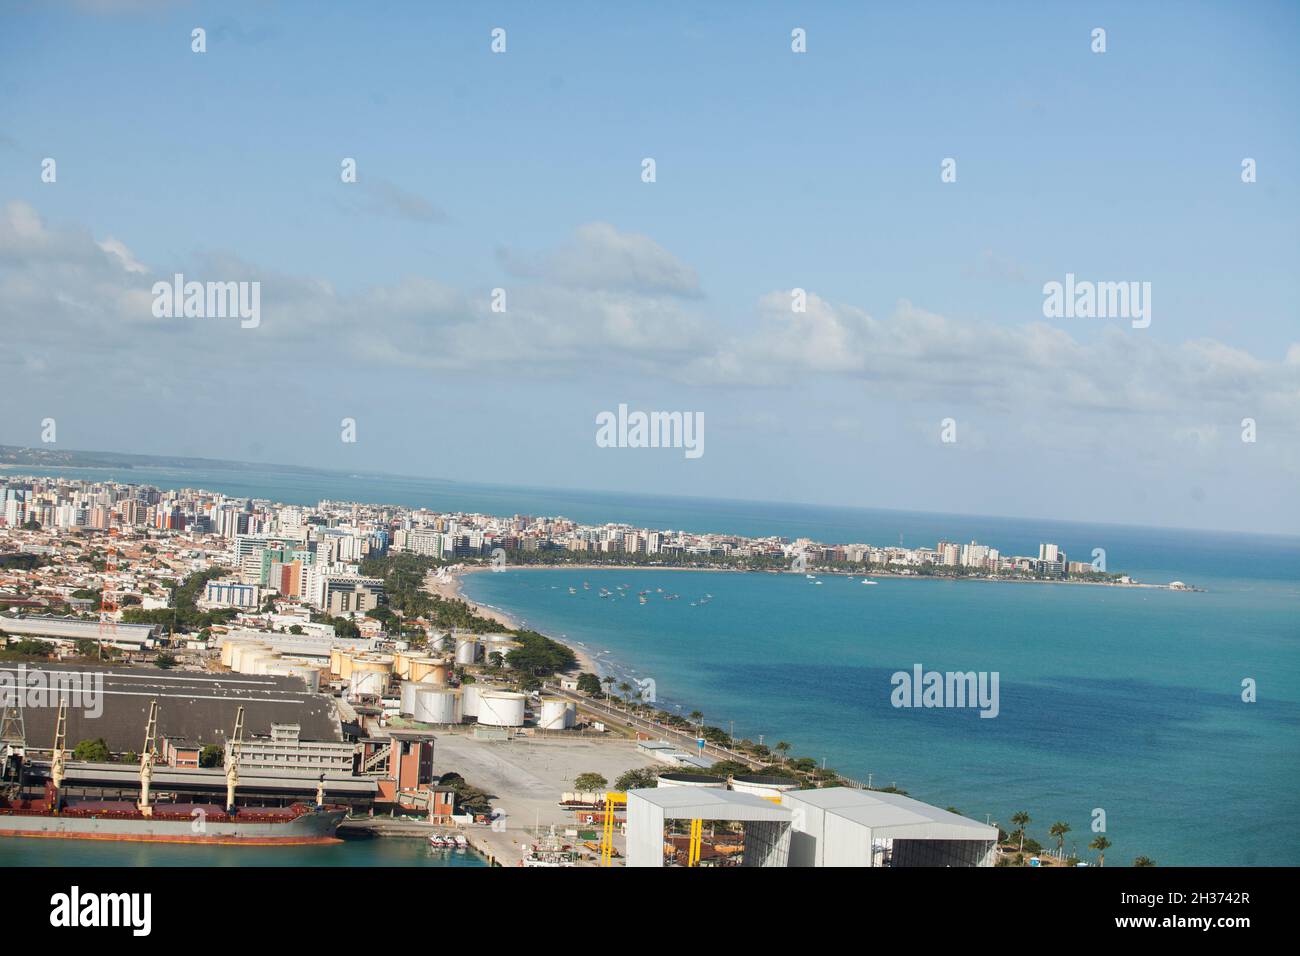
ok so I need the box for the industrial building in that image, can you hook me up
[0,614,159,651]
[625,787,793,867]
[0,662,342,756]
[783,787,999,867]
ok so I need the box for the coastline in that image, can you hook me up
[428,560,1198,685]
[423,566,603,676]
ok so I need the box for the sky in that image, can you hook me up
[0,0,1297,534]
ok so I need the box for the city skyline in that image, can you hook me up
[2,1,1297,536]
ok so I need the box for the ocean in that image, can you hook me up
[7,462,1300,866]
[0,835,487,867]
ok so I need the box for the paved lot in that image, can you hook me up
[433,732,648,864]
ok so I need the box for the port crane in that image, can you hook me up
[225,706,245,814]
[50,699,68,813]
[137,699,158,817]
[0,696,26,799]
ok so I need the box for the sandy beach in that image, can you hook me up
[423,566,603,676]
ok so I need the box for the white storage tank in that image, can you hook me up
[729,774,800,800]
[657,773,727,789]
[460,682,481,718]
[454,637,479,666]
[349,660,389,697]
[477,690,526,727]
[538,697,573,730]
[399,680,421,716]
[412,687,459,725]
[282,663,321,693]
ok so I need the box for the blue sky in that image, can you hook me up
[1,1,1297,533]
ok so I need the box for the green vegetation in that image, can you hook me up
[154,652,178,669]
[437,771,492,816]
[614,767,660,791]
[0,638,55,658]
[199,744,224,768]
[574,772,608,791]
[72,738,111,762]
[121,568,237,633]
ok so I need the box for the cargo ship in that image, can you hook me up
[0,787,346,845]
[1,700,347,845]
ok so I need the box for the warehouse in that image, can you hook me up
[625,786,793,867]
[783,787,998,867]
[0,662,342,756]
[0,614,158,651]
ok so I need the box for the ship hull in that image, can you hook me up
[0,805,347,846]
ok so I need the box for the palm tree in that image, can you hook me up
[1049,821,1071,860]
[688,710,703,726]
[601,675,614,698]
[617,682,632,707]
[1010,811,1031,853]
[1089,835,1111,867]
[774,741,791,763]
[1133,856,1156,867]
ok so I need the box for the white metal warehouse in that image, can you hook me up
[625,787,793,867]
[784,787,998,867]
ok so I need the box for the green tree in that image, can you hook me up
[774,740,791,763]
[199,744,224,768]
[573,772,608,792]
[73,738,111,762]
[614,767,659,791]
[576,672,603,696]
[1011,811,1031,853]
[1089,835,1112,867]
[1133,856,1156,867]
[154,652,178,669]
[1049,821,1071,859]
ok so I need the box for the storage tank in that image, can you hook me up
[393,653,413,681]
[338,654,355,680]
[349,660,389,697]
[412,687,459,725]
[251,651,283,675]
[230,642,265,672]
[281,663,321,693]
[657,773,727,789]
[427,632,450,653]
[460,683,482,718]
[399,680,421,716]
[408,657,447,683]
[220,640,239,668]
[729,774,800,800]
[329,648,345,677]
[454,637,479,666]
[477,690,526,727]
[537,697,573,730]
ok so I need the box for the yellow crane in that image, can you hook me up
[599,791,627,866]
[225,705,245,814]
[137,699,158,817]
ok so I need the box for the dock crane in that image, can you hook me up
[0,696,26,799]
[137,699,158,817]
[225,706,245,814]
[50,699,68,813]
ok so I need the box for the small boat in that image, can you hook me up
[639,595,647,604]
[568,587,577,594]
[861,579,877,585]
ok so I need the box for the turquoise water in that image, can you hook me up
[10,462,1299,865]
[0,835,487,867]
[465,567,1300,867]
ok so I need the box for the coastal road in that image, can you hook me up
[546,687,762,770]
